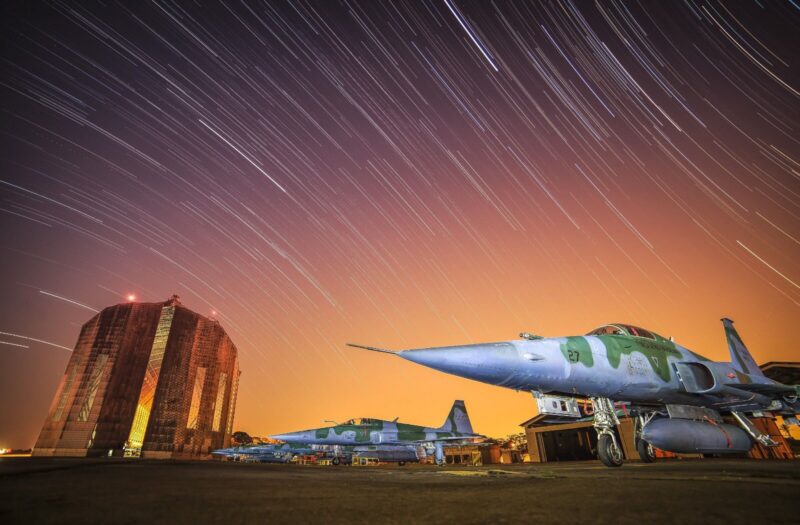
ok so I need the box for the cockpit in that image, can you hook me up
[586,324,661,340]
[343,418,376,425]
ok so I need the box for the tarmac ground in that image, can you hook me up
[1,457,798,524]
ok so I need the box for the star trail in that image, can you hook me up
[1,1,799,447]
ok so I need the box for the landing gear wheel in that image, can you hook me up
[637,439,655,463]
[332,457,341,466]
[598,434,623,467]
[398,461,405,466]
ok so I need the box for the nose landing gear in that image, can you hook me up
[598,434,624,467]
[592,397,623,467]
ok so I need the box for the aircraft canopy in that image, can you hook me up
[586,324,665,341]
[343,418,378,425]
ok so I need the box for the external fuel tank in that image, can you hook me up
[353,445,419,462]
[641,418,753,454]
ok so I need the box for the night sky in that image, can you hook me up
[1,1,799,449]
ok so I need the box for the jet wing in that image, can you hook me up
[424,435,485,442]
[724,383,797,395]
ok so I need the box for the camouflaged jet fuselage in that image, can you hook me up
[350,320,799,467]
[351,321,799,415]
[273,419,468,445]
[270,400,480,446]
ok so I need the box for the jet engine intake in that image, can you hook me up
[673,362,715,393]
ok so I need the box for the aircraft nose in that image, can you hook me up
[269,431,308,442]
[399,345,483,371]
[398,343,518,383]
[398,347,459,369]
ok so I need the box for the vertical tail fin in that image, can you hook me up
[722,318,765,377]
[439,400,474,434]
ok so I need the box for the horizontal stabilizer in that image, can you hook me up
[346,343,396,354]
[432,435,483,441]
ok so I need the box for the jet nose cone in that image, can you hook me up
[399,348,456,369]
[399,343,518,384]
[269,432,305,442]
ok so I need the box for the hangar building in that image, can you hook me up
[33,295,240,459]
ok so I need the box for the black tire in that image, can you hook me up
[332,457,341,466]
[637,439,655,463]
[398,461,405,466]
[598,434,624,467]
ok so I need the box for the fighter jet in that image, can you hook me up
[269,400,482,465]
[350,319,800,467]
[211,442,317,463]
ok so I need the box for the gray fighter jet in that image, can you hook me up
[269,400,483,465]
[350,319,800,466]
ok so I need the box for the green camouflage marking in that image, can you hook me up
[396,422,426,441]
[318,420,385,441]
[560,336,594,367]
[355,425,370,442]
[597,335,681,382]
[444,405,465,432]
[725,324,750,374]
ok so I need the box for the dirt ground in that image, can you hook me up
[1,457,798,524]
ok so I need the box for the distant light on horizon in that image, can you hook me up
[127,294,136,302]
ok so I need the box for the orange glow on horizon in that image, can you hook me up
[1,2,798,451]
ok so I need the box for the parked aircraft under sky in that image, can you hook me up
[351,319,800,466]
[269,400,482,465]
